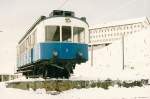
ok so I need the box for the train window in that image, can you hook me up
[31,30,37,47]
[62,26,71,41]
[73,27,85,43]
[28,35,31,48]
[45,26,60,41]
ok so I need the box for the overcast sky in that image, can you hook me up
[0,0,149,74]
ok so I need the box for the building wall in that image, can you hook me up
[89,17,150,45]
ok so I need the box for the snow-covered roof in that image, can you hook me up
[89,17,150,29]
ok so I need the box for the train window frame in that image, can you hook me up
[73,27,85,43]
[45,25,60,41]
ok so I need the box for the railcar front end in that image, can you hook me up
[17,10,89,78]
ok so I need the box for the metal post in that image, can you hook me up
[122,34,125,70]
[71,26,73,42]
[9,75,11,81]
[91,44,93,66]
[60,26,62,42]
[1,75,4,82]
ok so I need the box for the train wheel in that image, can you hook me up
[72,63,76,69]
[65,63,75,74]
[42,66,48,79]
[63,69,70,79]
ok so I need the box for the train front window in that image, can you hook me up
[45,25,60,41]
[62,26,71,41]
[73,27,85,43]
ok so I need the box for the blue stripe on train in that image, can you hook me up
[17,42,88,67]
[33,42,88,62]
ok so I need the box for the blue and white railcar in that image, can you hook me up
[17,10,89,78]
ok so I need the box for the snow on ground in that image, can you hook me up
[71,27,150,81]
[0,82,150,99]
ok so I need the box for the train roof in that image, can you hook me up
[18,10,88,44]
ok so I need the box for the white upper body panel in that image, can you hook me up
[38,17,89,43]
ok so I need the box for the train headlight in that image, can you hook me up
[53,51,58,57]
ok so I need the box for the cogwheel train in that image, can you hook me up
[17,10,89,78]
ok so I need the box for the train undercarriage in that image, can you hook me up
[17,60,76,79]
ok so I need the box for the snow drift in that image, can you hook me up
[71,26,150,80]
